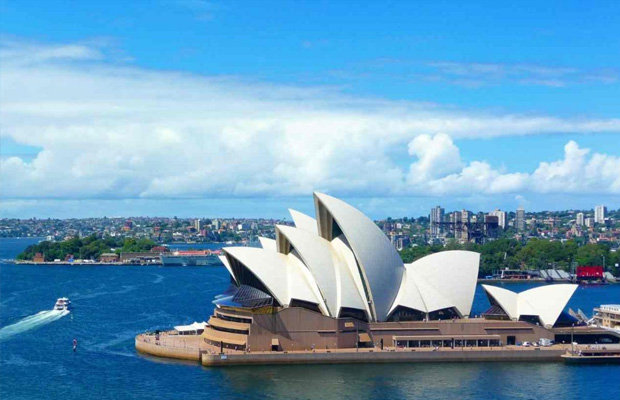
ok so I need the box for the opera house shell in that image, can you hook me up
[482,284,579,328]
[218,192,480,323]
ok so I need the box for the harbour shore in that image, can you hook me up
[12,260,162,266]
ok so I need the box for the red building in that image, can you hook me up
[576,265,604,282]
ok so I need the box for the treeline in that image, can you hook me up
[399,239,619,277]
[17,235,157,261]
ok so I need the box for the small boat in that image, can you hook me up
[54,297,71,311]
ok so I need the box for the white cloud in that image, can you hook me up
[0,39,102,67]
[531,141,620,193]
[407,133,463,183]
[331,59,619,88]
[424,61,618,87]
[1,38,619,203]
[409,139,620,196]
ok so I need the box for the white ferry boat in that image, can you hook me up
[54,297,71,311]
[160,250,221,266]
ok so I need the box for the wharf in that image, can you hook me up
[561,345,620,364]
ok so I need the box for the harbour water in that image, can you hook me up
[1,238,619,400]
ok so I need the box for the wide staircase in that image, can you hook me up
[202,310,251,351]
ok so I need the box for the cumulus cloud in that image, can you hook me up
[407,133,463,183]
[408,139,620,196]
[1,38,620,202]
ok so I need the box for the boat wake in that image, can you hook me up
[0,309,70,342]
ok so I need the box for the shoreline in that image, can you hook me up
[3,260,616,283]
[134,332,569,367]
[9,260,163,266]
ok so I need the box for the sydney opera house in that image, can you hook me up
[201,193,588,352]
[137,192,618,365]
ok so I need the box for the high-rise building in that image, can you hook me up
[450,211,461,239]
[461,210,471,223]
[595,205,607,224]
[460,210,471,240]
[516,207,525,231]
[430,206,444,238]
[585,217,595,228]
[194,219,204,231]
[576,212,584,226]
[489,209,507,229]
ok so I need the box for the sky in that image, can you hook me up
[0,0,619,219]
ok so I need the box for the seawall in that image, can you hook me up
[201,348,565,367]
[135,336,201,361]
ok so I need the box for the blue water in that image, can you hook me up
[1,238,619,400]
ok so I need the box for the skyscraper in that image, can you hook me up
[576,212,584,226]
[489,209,507,229]
[516,207,525,231]
[430,206,444,238]
[595,205,607,224]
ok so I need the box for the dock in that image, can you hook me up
[561,346,620,364]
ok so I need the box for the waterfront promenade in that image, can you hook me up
[135,331,568,367]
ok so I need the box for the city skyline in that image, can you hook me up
[0,197,618,220]
[1,1,619,218]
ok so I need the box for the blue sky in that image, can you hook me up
[1,1,619,218]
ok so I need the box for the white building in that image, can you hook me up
[489,209,507,229]
[430,206,444,238]
[595,205,607,224]
[576,212,584,226]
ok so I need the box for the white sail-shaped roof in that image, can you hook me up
[223,247,325,313]
[481,285,518,318]
[331,235,373,318]
[258,236,276,251]
[482,284,578,327]
[407,250,479,317]
[289,209,318,234]
[388,268,427,315]
[314,192,404,322]
[275,225,369,318]
[275,225,338,315]
[406,270,455,313]
[218,255,236,284]
[286,249,329,315]
[216,192,481,324]
[388,251,479,317]
[223,247,289,305]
